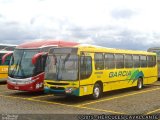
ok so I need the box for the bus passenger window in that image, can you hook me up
[105,53,115,69]
[115,54,124,69]
[152,56,156,66]
[140,55,147,67]
[95,53,104,70]
[147,55,156,67]
[133,55,140,68]
[125,54,133,68]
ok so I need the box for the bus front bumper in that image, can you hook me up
[44,86,79,96]
[0,78,7,82]
[7,81,43,92]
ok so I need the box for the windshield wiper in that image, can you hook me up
[17,62,25,78]
[10,60,19,77]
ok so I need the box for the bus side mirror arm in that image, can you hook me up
[2,52,13,64]
[32,52,48,65]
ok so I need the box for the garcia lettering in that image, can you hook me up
[109,71,131,78]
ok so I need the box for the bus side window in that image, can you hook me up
[105,53,115,69]
[148,55,156,67]
[133,55,140,68]
[80,56,92,79]
[95,53,104,70]
[125,54,133,68]
[115,54,124,69]
[153,56,156,66]
[140,55,147,67]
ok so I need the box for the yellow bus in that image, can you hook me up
[44,45,158,99]
[0,44,16,82]
[0,51,12,82]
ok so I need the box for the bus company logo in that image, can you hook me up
[127,70,144,83]
[109,69,144,83]
[109,71,131,78]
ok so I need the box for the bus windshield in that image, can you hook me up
[8,49,39,78]
[45,54,78,81]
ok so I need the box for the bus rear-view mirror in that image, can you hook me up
[2,52,13,65]
[32,52,48,65]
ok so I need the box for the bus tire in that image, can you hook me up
[137,77,143,90]
[92,83,102,99]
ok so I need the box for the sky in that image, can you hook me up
[0,0,160,50]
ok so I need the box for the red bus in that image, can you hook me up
[3,40,79,91]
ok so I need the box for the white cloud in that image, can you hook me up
[0,0,160,50]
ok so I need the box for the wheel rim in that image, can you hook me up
[138,79,142,89]
[94,87,100,98]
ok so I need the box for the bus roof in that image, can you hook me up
[75,44,156,55]
[16,40,79,49]
[48,44,156,55]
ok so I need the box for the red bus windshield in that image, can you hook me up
[8,49,40,78]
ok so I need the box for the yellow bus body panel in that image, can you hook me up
[0,65,8,81]
[44,46,158,97]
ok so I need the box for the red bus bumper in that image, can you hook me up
[7,73,44,92]
[7,82,43,92]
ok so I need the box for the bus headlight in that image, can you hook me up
[7,77,34,85]
[65,87,74,94]
[25,79,35,84]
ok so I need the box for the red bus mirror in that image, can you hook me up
[32,52,48,65]
[2,52,13,64]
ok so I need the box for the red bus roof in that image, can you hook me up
[17,40,79,49]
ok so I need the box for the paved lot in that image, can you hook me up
[0,81,160,119]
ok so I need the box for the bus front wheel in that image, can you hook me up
[137,78,143,90]
[92,83,102,99]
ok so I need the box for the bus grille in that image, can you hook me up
[47,82,69,86]
[50,87,65,90]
